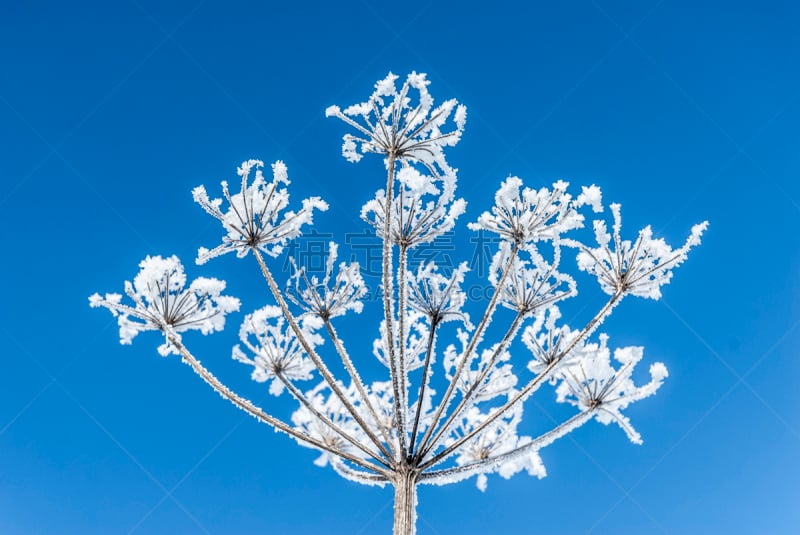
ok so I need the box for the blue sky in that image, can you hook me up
[1,1,799,533]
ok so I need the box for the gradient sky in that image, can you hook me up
[1,1,799,534]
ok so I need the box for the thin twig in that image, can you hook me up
[419,290,623,470]
[253,249,394,460]
[166,331,389,477]
[415,243,520,457]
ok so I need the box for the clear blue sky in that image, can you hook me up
[1,1,799,534]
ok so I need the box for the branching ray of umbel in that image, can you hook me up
[90,72,708,535]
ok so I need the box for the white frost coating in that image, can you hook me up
[420,410,593,489]
[89,255,240,355]
[468,177,596,245]
[446,341,518,406]
[576,184,604,213]
[373,310,431,372]
[438,405,548,490]
[489,242,576,315]
[573,203,708,299]
[329,457,389,487]
[287,242,367,319]
[232,305,323,396]
[326,71,467,175]
[291,381,374,465]
[554,334,668,444]
[361,163,467,247]
[193,160,328,264]
[406,262,472,329]
[523,306,582,380]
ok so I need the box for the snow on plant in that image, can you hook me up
[90,72,707,535]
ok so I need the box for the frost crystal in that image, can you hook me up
[193,160,328,264]
[89,255,240,355]
[523,307,581,378]
[406,262,471,328]
[490,243,576,315]
[373,311,432,371]
[361,163,467,247]
[469,177,599,245]
[291,382,371,464]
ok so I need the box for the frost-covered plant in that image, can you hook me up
[90,72,707,535]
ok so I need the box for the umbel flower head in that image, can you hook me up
[89,255,240,356]
[286,242,366,320]
[326,71,466,173]
[574,203,708,299]
[489,243,576,315]
[469,177,603,246]
[450,405,545,492]
[361,162,467,248]
[555,334,669,444]
[406,261,471,328]
[192,159,328,264]
[232,305,324,396]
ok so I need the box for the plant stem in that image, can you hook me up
[324,319,396,458]
[254,249,393,460]
[416,243,519,456]
[392,469,418,535]
[166,332,389,476]
[420,290,623,470]
[382,154,407,456]
[408,317,438,456]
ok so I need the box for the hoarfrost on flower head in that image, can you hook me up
[445,405,548,490]
[406,261,472,328]
[326,72,467,174]
[489,243,576,315]
[554,333,668,444]
[469,177,597,245]
[361,162,467,247]
[523,307,582,379]
[287,242,366,319]
[575,203,708,299]
[233,305,323,396]
[193,160,327,264]
[290,381,373,464]
[88,255,239,356]
[372,311,431,371]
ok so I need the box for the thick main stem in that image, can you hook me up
[392,469,418,535]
